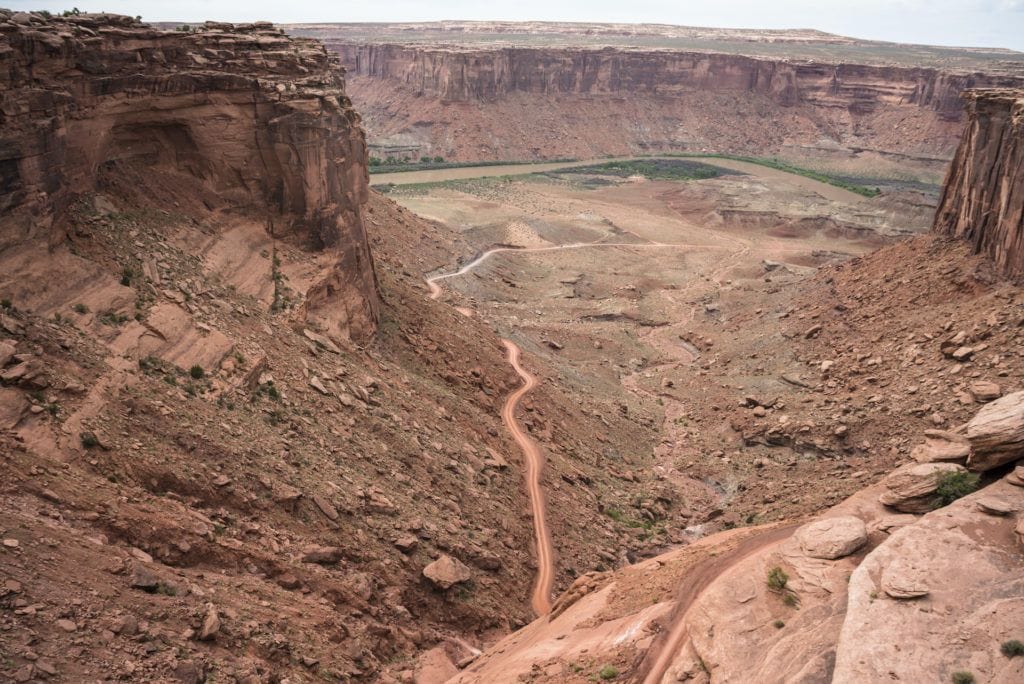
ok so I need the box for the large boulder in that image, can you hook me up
[910,430,971,463]
[423,554,472,590]
[834,479,1024,682]
[966,390,1024,471]
[878,462,966,513]
[795,516,869,560]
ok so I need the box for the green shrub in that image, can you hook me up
[767,567,789,593]
[951,672,975,684]
[73,303,89,314]
[1001,639,1024,658]
[433,155,445,163]
[773,619,785,629]
[598,665,619,680]
[80,432,99,449]
[189,365,205,380]
[934,471,980,507]
[1,298,11,310]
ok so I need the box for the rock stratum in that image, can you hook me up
[316,36,1024,162]
[935,89,1024,279]
[0,11,379,341]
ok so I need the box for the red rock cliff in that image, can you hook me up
[934,89,1024,278]
[328,43,1024,161]
[343,44,1010,117]
[0,12,379,340]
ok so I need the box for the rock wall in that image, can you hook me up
[934,89,1024,279]
[341,44,1007,116]
[0,12,379,340]
[328,43,1024,161]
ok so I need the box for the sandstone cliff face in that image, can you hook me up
[0,12,379,340]
[341,43,1014,116]
[934,89,1024,279]
[331,43,1024,161]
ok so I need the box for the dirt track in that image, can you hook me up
[501,339,555,616]
[637,523,800,683]
[427,266,557,616]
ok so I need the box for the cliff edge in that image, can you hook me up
[0,11,379,341]
[934,89,1024,279]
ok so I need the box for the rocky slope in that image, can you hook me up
[935,89,1024,279]
[445,233,1024,683]
[318,38,1023,163]
[0,13,662,683]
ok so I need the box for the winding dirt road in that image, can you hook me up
[427,240,711,616]
[500,339,555,616]
[427,260,558,616]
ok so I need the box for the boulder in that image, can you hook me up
[975,496,1016,516]
[968,380,1002,402]
[835,479,1024,682]
[301,545,344,564]
[198,604,220,640]
[909,430,971,463]
[423,554,472,590]
[795,516,868,560]
[0,340,15,367]
[878,462,966,513]
[965,390,1024,470]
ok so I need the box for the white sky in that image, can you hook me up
[8,0,1024,50]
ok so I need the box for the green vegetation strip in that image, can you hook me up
[553,158,735,181]
[662,153,881,197]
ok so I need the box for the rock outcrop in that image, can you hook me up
[0,12,379,341]
[934,89,1024,280]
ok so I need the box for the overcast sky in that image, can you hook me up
[9,0,1024,50]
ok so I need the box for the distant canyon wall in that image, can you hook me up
[330,43,1024,162]
[934,89,1024,278]
[0,13,379,340]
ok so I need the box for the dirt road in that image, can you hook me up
[637,523,800,684]
[427,263,557,616]
[501,339,555,616]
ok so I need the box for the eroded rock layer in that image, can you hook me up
[329,42,1024,161]
[0,12,379,340]
[934,89,1024,279]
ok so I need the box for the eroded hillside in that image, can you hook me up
[0,13,661,682]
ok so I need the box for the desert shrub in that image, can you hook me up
[80,432,99,449]
[73,303,89,314]
[189,365,204,380]
[598,665,619,680]
[951,672,975,684]
[934,471,980,507]
[773,619,785,629]
[1001,639,1024,657]
[767,567,789,593]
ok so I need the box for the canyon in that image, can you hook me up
[1,9,1023,684]
[291,22,1024,170]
